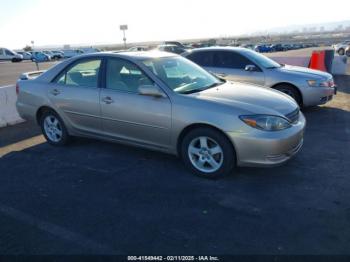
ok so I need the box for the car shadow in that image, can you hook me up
[0,121,42,148]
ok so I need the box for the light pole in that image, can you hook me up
[31,40,35,51]
[120,25,128,49]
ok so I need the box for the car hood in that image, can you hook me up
[189,82,298,116]
[276,65,332,80]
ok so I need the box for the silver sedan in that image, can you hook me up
[16,51,305,178]
[183,47,336,107]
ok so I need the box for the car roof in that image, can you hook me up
[78,51,177,60]
[184,46,252,54]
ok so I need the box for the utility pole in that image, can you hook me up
[120,25,128,49]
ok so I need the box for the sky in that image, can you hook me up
[0,0,349,49]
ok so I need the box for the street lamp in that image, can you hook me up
[31,40,35,50]
[120,25,128,49]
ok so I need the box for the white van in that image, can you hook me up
[0,48,23,62]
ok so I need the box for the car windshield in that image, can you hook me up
[244,50,282,69]
[141,56,224,94]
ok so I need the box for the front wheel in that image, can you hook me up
[338,48,345,56]
[181,128,235,179]
[40,110,70,146]
[274,85,302,106]
[346,49,350,57]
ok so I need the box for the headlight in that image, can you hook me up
[307,79,331,87]
[239,115,292,131]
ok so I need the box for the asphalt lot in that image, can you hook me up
[0,60,58,86]
[0,57,349,255]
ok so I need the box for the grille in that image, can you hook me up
[285,108,299,124]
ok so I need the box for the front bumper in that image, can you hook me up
[226,112,306,167]
[302,86,336,107]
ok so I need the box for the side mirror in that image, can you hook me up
[138,84,166,98]
[245,65,257,72]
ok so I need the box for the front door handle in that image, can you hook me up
[102,96,114,104]
[51,89,60,96]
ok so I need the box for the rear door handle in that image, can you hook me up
[51,89,60,96]
[102,96,114,104]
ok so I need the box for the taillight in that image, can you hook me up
[16,83,20,95]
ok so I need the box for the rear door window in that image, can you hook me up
[186,51,214,67]
[213,51,252,69]
[55,59,101,88]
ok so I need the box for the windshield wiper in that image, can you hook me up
[204,81,224,89]
[180,82,224,95]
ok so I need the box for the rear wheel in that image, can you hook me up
[40,110,70,146]
[274,84,302,106]
[181,127,235,179]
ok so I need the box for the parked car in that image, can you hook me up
[332,40,350,56]
[17,51,32,60]
[43,50,63,60]
[128,46,148,52]
[291,44,303,49]
[81,47,101,54]
[51,50,64,59]
[270,44,285,52]
[164,41,186,49]
[157,44,188,54]
[0,47,23,62]
[183,47,336,107]
[63,49,84,58]
[282,44,293,51]
[16,51,305,178]
[42,51,57,59]
[31,51,51,62]
[254,44,272,53]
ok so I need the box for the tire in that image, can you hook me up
[346,49,350,57]
[180,127,235,179]
[338,48,345,56]
[40,110,70,146]
[274,84,302,106]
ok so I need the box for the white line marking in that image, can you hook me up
[0,85,14,89]
[0,203,118,253]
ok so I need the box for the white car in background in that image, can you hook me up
[17,51,32,60]
[0,47,23,62]
[333,40,350,55]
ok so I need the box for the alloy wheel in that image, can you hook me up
[43,115,63,142]
[187,136,224,173]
